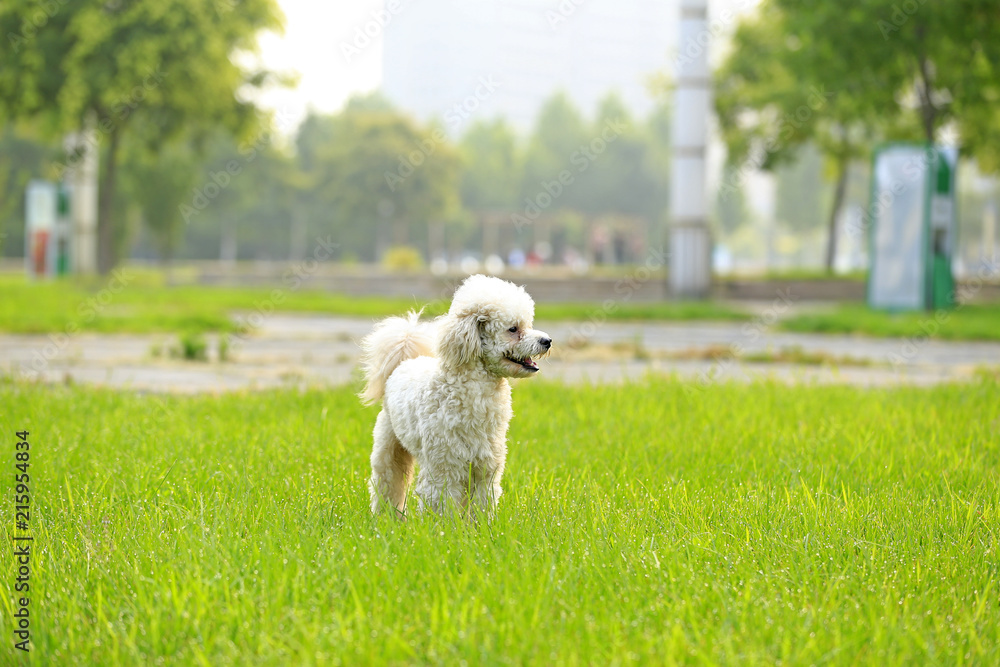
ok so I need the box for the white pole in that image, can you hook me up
[669,0,712,298]
[64,113,99,275]
[983,201,996,265]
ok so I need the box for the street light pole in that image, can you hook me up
[65,113,99,275]
[669,0,712,298]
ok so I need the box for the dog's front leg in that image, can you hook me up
[414,464,467,516]
[467,458,505,521]
[473,435,508,517]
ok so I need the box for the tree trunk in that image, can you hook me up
[97,126,121,275]
[825,156,849,273]
[914,27,937,144]
[163,248,175,286]
[393,216,408,246]
[917,55,937,143]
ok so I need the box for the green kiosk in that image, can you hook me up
[868,144,956,311]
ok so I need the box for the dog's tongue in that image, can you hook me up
[523,357,538,369]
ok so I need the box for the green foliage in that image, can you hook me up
[0,0,286,271]
[0,0,284,139]
[1,379,998,663]
[0,123,59,257]
[713,166,750,235]
[299,100,462,260]
[175,128,300,261]
[575,94,667,225]
[509,92,671,257]
[719,0,1000,169]
[2,88,676,267]
[173,330,207,361]
[712,0,1000,269]
[459,118,522,212]
[120,127,201,263]
[519,92,589,198]
[774,143,826,233]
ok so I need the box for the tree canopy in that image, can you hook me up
[0,0,285,272]
[715,0,1000,269]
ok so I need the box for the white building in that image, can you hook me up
[381,0,675,133]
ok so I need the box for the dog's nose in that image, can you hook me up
[540,337,552,349]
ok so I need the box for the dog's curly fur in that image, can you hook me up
[359,275,552,517]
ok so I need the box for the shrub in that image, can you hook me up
[171,331,208,361]
[381,246,424,272]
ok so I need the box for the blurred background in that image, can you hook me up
[2,0,997,286]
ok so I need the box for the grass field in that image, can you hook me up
[0,273,748,335]
[1,378,997,664]
[5,272,1000,342]
[778,303,1000,342]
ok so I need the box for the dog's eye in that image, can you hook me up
[508,326,518,333]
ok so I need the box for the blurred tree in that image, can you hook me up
[458,118,521,257]
[0,123,57,257]
[718,0,1000,271]
[301,103,461,261]
[118,127,200,272]
[775,143,825,234]
[641,101,672,230]
[176,129,299,261]
[0,0,285,273]
[519,92,590,211]
[578,94,664,227]
[459,119,521,212]
[716,3,887,272]
[714,166,750,237]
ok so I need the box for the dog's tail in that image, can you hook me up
[358,310,435,406]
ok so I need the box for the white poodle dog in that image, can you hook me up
[359,274,552,517]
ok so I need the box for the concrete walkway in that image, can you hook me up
[2,315,997,393]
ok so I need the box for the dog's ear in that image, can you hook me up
[437,312,482,369]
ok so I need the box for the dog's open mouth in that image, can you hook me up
[505,355,539,372]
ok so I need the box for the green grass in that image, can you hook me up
[780,303,1000,341]
[0,273,749,334]
[1,378,997,664]
[743,269,867,282]
[0,273,441,334]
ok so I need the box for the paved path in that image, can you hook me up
[2,315,997,393]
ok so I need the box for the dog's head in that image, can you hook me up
[437,274,552,378]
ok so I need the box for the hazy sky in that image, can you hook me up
[253,0,386,132]
[253,0,758,133]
